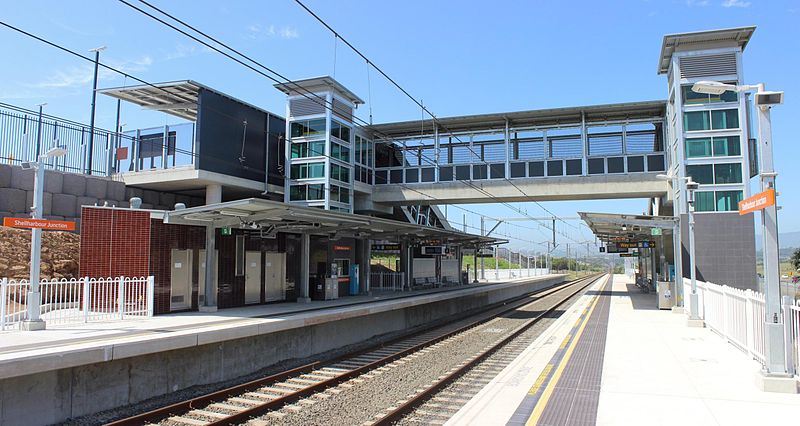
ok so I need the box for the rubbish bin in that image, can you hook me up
[461,271,469,285]
[657,280,675,310]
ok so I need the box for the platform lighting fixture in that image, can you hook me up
[21,144,68,331]
[692,80,789,379]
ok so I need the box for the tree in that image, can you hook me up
[791,248,800,271]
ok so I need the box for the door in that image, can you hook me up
[198,249,218,306]
[265,252,286,302]
[245,251,262,304]
[170,249,192,311]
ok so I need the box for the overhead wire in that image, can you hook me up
[121,0,579,242]
[291,0,581,233]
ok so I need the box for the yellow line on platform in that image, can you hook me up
[525,282,603,426]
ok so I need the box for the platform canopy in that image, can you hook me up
[165,198,504,246]
[579,212,677,243]
[100,80,277,122]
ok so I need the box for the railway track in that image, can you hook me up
[107,274,602,426]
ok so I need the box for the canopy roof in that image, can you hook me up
[658,26,755,74]
[165,198,504,246]
[579,212,677,243]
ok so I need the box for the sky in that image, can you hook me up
[1,0,798,253]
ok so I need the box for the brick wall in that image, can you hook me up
[79,207,150,278]
[149,219,205,314]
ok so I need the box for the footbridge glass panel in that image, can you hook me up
[373,118,665,186]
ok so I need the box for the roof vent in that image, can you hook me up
[130,197,142,209]
[174,203,186,210]
[679,53,737,79]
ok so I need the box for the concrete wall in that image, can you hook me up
[0,275,564,425]
[0,163,203,230]
[680,212,758,290]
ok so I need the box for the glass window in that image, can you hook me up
[681,85,738,105]
[307,184,324,200]
[715,190,743,211]
[712,136,741,156]
[711,109,739,130]
[714,163,742,184]
[694,191,715,212]
[289,185,304,201]
[331,143,350,162]
[686,164,713,184]
[291,141,325,159]
[330,120,351,142]
[683,111,710,131]
[334,258,350,276]
[291,119,326,138]
[330,163,350,183]
[290,162,325,179]
[685,138,712,158]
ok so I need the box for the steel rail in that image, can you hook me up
[372,273,608,425]
[106,274,599,426]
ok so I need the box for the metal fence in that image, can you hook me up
[681,278,797,375]
[0,102,197,177]
[1,276,154,330]
[370,272,405,292]
[0,102,132,175]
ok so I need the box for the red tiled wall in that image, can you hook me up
[148,219,205,314]
[79,207,150,278]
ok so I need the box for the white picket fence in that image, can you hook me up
[683,278,799,377]
[370,272,406,291]
[1,276,154,330]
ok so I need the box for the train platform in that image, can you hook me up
[0,274,566,426]
[448,274,800,426]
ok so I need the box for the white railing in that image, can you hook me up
[370,272,406,292]
[790,301,800,380]
[1,276,154,331]
[683,278,770,368]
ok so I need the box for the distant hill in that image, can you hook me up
[755,231,800,251]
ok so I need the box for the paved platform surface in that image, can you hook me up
[448,274,800,426]
[0,274,560,380]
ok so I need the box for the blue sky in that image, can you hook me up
[1,0,798,253]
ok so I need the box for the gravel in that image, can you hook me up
[254,278,595,426]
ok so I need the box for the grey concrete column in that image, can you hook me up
[298,233,311,303]
[363,240,371,294]
[200,223,218,312]
[206,184,222,205]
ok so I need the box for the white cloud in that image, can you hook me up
[246,24,300,40]
[686,0,710,6]
[26,55,152,90]
[722,0,751,7]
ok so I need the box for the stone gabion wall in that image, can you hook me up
[0,163,203,231]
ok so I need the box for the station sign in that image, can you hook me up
[3,217,76,231]
[739,188,775,216]
[477,247,494,258]
[372,243,400,253]
[619,253,637,257]
[606,243,628,254]
[421,245,448,256]
[599,246,606,253]
[617,242,639,249]
[638,241,655,249]
[651,228,662,236]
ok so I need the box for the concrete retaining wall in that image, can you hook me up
[0,276,564,425]
[0,163,203,229]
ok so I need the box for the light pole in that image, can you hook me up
[658,174,700,323]
[86,46,106,175]
[20,146,68,331]
[692,80,789,379]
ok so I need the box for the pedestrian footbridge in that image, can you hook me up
[367,100,672,205]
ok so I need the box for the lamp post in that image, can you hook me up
[691,80,789,378]
[20,146,68,331]
[658,174,701,324]
[86,46,106,175]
